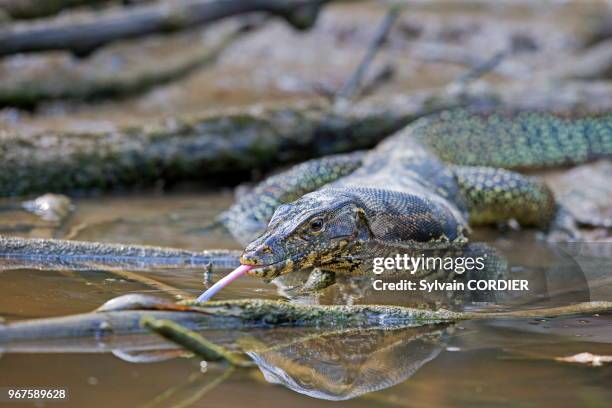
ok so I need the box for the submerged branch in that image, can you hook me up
[0,0,332,57]
[142,317,253,367]
[462,302,612,319]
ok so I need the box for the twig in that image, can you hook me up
[141,317,253,367]
[447,48,510,94]
[336,5,401,100]
[358,63,395,97]
[0,0,332,57]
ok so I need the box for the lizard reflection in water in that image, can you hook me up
[240,324,451,400]
[0,292,452,401]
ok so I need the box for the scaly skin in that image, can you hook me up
[221,151,365,244]
[221,108,612,282]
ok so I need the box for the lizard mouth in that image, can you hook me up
[247,257,298,279]
[246,239,354,279]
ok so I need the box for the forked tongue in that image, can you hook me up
[196,264,253,302]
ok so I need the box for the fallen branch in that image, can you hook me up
[1,296,610,349]
[0,99,416,196]
[0,235,241,272]
[0,20,255,108]
[0,235,241,298]
[0,0,333,57]
[3,80,612,197]
[0,0,115,20]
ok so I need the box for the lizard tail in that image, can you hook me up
[415,109,612,170]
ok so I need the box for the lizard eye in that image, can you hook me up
[308,217,324,233]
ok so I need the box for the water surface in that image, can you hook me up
[0,190,609,408]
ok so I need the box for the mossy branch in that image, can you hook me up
[181,298,612,327]
[2,81,611,197]
[0,100,413,196]
[1,297,610,347]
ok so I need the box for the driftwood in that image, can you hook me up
[0,20,254,108]
[0,0,334,57]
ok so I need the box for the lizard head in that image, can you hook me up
[240,187,469,279]
[240,190,371,279]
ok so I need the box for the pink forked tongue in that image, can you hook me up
[196,264,253,302]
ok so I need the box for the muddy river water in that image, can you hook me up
[0,190,609,408]
[0,1,611,406]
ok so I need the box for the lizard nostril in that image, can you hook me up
[240,253,260,266]
[240,244,273,266]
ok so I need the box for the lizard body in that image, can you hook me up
[220,109,612,283]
